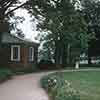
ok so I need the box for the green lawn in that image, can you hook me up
[41,71,100,100]
[60,71,100,100]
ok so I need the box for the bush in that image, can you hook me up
[0,68,12,83]
[13,65,38,75]
[39,59,53,65]
[38,59,64,70]
[41,73,80,100]
[38,59,55,70]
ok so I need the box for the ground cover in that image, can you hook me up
[41,70,100,100]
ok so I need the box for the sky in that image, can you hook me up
[14,0,39,42]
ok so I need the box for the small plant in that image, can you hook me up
[54,84,80,100]
[41,73,80,100]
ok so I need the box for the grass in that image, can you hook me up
[59,71,100,100]
[41,70,100,100]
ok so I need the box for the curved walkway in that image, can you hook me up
[0,72,50,100]
[0,68,100,100]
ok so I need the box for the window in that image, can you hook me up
[11,45,20,61]
[28,47,34,61]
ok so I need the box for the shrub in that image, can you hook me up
[38,59,64,70]
[0,68,12,83]
[39,59,53,65]
[38,59,54,70]
[54,83,80,100]
[41,73,80,100]
[13,65,38,75]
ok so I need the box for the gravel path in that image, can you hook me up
[0,72,50,100]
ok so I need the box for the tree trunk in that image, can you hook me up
[88,48,92,64]
[67,44,70,64]
[54,42,60,64]
[88,57,92,64]
[0,33,2,47]
[54,40,63,65]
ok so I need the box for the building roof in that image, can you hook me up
[1,32,39,46]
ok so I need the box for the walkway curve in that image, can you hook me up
[0,68,100,100]
[0,72,50,100]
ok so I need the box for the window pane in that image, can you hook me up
[13,47,18,59]
[11,45,20,61]
[28,47,34,61]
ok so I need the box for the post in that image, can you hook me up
[75,56,79,69]
[75,61,79,69]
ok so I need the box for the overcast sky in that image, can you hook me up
[14,0,39,42]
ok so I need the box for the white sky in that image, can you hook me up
[14,8,39,42]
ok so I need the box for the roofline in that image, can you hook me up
[11,33,40,45]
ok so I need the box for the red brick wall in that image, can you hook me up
[0,44,38,69]
[8,45,37,68]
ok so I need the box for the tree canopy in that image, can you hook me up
[0,0,31,22]
[0,0,33,42]
[79,0,100,63]
[31,0,92,64]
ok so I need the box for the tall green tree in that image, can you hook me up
[79,0,100,64]
[32,0,90,64]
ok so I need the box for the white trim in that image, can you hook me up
[11,45,20,61]
[29,47,34,61]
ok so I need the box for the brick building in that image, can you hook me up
[0,32,39,69]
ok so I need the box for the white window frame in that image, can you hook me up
[29,47,34,62]
[11,45,20,61]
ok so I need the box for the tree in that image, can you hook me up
[31,0,90,65]
[0,0,36,46]
[0,0,32,42]
[79,0,100,64]
[0,0,32,21]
